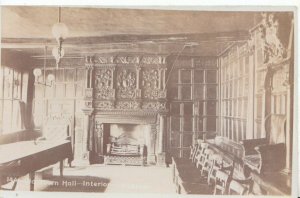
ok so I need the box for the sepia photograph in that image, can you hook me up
[0,4,296,197]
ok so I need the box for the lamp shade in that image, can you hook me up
[47,74,55,82]
[33,68,42,77]
[52,22,69,41]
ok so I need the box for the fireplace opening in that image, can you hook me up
[109,124,150,145]
[103,123,151,166]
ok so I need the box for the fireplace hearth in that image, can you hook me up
[103,124,149,165]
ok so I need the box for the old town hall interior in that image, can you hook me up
[0,6,295,196]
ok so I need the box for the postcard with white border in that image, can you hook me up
[0,3,298,198]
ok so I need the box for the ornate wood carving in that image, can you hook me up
[272,64,290,91]
[142,102,167,111]
[144,89,167,100]
[140,56,166,65]
[142,68,160,99]
[116,101,140,110]
[116,69,137,99]
[95,69,115,100]
[94,55,167,65]
[259,13,287,64]
[95,120,104,138]
[95,101,114,109]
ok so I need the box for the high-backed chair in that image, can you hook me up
[214,170,229,195]
[199,149,214,176]
[189,144,198,161]
[207,154,223,185]
[241,114,286,173]
[191,140,204,163]
[195,143,209,168]
[201,149,214,176]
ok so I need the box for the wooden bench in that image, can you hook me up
[240,114,286,174]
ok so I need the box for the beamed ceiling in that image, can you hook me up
[1,6,262,61]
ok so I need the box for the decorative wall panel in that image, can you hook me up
[116,69,137,99]
[95,68,115,100]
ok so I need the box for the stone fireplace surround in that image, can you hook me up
[92,111,165,165]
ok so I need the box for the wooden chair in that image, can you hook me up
[193,145,201,164]
[189,144,199,161]
[192,142,204,163]
[195,143,209,168]
[207,154,223,185]
[200,149,214,176]
[214,170,229,195]
[228,178,253,195]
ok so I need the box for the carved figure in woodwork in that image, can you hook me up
[117,69,136,98]
[95,121,104,138]
[259,13,286,64]
[95,69,114,99]
[142,69,161,99]
[95,69,112,89]
[142,69,159,89]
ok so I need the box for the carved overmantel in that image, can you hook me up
[92,54,168,114]
[81,54,168,165]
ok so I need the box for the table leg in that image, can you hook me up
[29,172,35,191]
[59,160,64,177]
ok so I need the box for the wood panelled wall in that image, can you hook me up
[33,59,87,160]
[167,56,218,158]
[219,12,294,146]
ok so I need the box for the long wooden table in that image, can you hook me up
[0,140,73,191]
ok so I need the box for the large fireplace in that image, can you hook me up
[79,54,168,166]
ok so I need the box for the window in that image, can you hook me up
[0,66,28,134]
[220,44,250,141]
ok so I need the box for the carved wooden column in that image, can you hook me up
[80,56,94,165]
[95,120,104,156]
[81,110,93,165]
[157,113,167,166]
[148,124,158,164]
